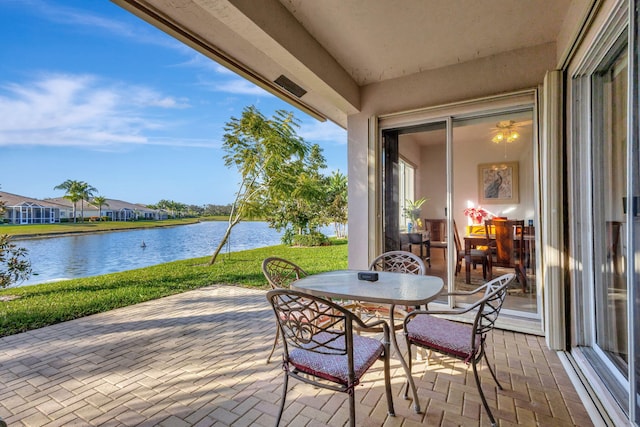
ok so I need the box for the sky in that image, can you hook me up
[0,0,347,206]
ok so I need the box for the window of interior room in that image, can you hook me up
[451,110,539,317]
[398,158,415,230]
[592,43,629,386]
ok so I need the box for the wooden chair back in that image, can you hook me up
[424,219,446,243]
[484,219,524,268]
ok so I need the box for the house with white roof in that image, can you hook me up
[0,191,63,224]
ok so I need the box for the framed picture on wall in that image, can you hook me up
[478,161,519,204]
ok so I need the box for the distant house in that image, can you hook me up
[45,197,165,222]
[45,197,99,221]
[1,190,166,224]
[0,191,62,224]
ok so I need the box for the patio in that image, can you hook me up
[0,285,593,426]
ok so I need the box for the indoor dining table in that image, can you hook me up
[464,232,535,283]
[291,269,444,413]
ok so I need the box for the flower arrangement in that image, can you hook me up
[463,206,490,224]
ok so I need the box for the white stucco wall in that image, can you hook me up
[347,43,556,268]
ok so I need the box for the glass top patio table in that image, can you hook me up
[291,269,442,305]
[292,269,443,413]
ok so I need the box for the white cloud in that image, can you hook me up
[208,79,270,96]
[26,0,183,51]
[0,74,203,148]
[174,54,237,75]
[298,121,347,144]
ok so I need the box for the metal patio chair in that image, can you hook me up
[359,250,427,327]
[403,273,515,427]
[266,288,394,427]
[262,257,308,363]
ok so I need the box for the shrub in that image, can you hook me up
[292,231,329,247]
[0,234,31,288]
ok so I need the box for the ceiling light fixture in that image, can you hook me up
[491,120,519,158]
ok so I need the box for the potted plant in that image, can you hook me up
[404,197,428,230]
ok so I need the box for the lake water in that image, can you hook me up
[15,221,311,286]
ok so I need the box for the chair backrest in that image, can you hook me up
[369,250,426,275]
[262,257,308,289]
[452,219,462,253]
[485,219,524,267]
[266,289,364,373]
[472,273,514,338]
[424,219,446,242]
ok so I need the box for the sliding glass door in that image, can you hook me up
[380,95,540,320]
[451,111,538,314]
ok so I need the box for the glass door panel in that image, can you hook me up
[382,122,448,299]
[593,47,628,375]
[452,111,538,314]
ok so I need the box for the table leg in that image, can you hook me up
[465,254,471,284]
[464,240,472,284]
[425,241,431,268]
[388,304,421,413]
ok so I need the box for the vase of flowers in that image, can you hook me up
[463,206,490,225]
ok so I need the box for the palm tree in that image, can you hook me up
[92,196,108,220]
[326,170,348,238]
[54,180,83,223]
[54,180,98,223]
[77,182,97,221]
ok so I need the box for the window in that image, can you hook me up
[399,159,415,229]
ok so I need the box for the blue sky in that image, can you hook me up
[0,0,347,205]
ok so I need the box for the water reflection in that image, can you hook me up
[17,221,296,286]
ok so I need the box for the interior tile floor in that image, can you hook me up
[0,285,593,426]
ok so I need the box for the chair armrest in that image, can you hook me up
[440,283,488,296]
[355,317,390,340]
[403,304,481,327]
[357,317,387,331]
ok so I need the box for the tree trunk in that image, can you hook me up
[208,216,240,266]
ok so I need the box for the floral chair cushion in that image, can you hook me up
[288,332,384,385]
[406,314,481,362]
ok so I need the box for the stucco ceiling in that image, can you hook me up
[113,0,577,127]
[279,0,573,86]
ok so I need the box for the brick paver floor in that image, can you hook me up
[0,285,594,426]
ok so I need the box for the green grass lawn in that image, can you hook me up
[1,218,203,238]
[0,240,348,337]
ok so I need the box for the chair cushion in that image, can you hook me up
[406,315,480,362]
[288,332,384,385]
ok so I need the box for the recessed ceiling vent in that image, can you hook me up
[274,75,307,98]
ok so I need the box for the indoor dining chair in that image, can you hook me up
[485,219,527,291]
[402,273,514,427]
[262,257,308,363]
[453,219,490,279]
[424,218,447,263]
[266,289,395,427]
